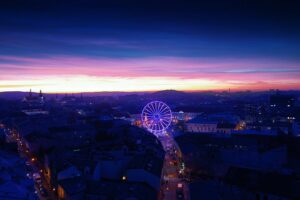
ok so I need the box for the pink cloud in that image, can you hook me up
[0,55,299,91]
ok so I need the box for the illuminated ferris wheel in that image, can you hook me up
[141,101,172,135]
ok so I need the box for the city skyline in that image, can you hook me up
[1,1,300,92]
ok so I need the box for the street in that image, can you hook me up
[7,128,57,200]
[158,134,190,200]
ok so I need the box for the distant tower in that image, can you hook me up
[39,90,44,103]
[29,89,32,97]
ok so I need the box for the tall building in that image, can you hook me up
[22,89,45,107]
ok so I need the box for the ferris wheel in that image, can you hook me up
[141,101,172,135]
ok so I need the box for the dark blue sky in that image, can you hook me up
[1,0,300,59]
[0,0,300,92]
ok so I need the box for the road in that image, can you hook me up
[158,134,190,200]
[5,127,57,200]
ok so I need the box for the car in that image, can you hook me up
[40,187,48,197]
[176,184,184,200]
[33,173,42,184]
[37,182,43,189]
[176,190,184,200]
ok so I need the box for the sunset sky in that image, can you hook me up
[0,0,300,92]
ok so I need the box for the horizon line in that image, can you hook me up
[1,88,299,94]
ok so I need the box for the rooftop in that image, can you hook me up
[225,167,300,199]
[86,180,156,200]
[126,154,163,177]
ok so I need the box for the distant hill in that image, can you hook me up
[151,90,186,97]
[0,91,28,100]
[0,90,299,100]
[0,91,147,100]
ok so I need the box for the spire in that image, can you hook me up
[39,90,43,97]
[29,89,32,97]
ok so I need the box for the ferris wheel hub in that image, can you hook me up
[141,101,172,136]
